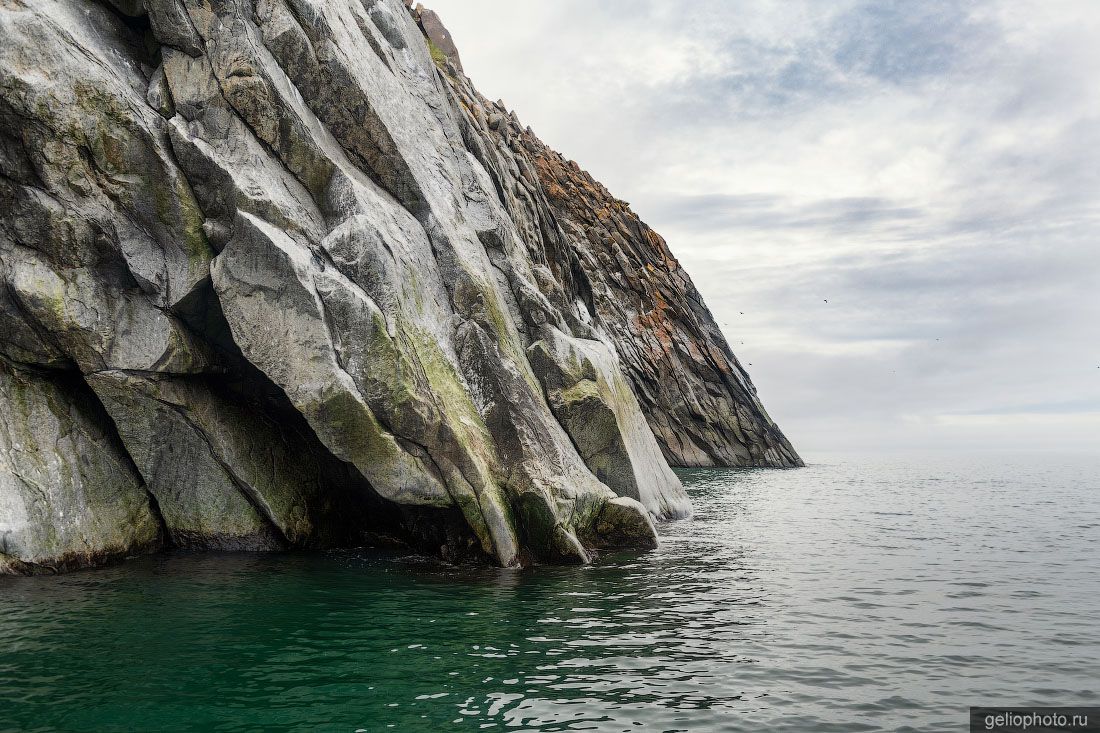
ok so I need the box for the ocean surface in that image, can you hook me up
[2,453,1098,732]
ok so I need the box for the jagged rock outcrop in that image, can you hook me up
[428,38,802,469]
[0,0,798,574]
[527,140,802,468]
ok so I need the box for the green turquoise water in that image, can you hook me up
[2,454,1099,732]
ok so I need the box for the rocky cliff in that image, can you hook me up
[0,0,800,574]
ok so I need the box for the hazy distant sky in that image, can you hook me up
[429,0,1100,454]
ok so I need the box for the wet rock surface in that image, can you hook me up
[0,0,798,573]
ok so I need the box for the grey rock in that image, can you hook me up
[87,371,284,551]
[0,0,800,574]
[146,63,176,118]
[528,330,691,520]
[417,9,463,72]
[0,362,161,574]
[593,497,659,550]
[105,0,145,17]
[144,0,204,57]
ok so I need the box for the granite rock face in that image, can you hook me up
[0,0,798,574]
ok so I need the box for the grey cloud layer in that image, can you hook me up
[431,0,1100,452]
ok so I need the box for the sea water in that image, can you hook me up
[2,452,1098,731]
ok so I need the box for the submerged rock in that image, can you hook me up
[0,0,799,573]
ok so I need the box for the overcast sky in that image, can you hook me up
[429,0,1100,455]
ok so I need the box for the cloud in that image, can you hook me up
[428,0,1100,452]
[829,1,990,83]
[643,194,926,237]
[961,399,1100,416]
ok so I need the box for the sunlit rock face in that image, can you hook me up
[0,0,797,574]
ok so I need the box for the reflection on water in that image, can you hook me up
[1,453,1098,732]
